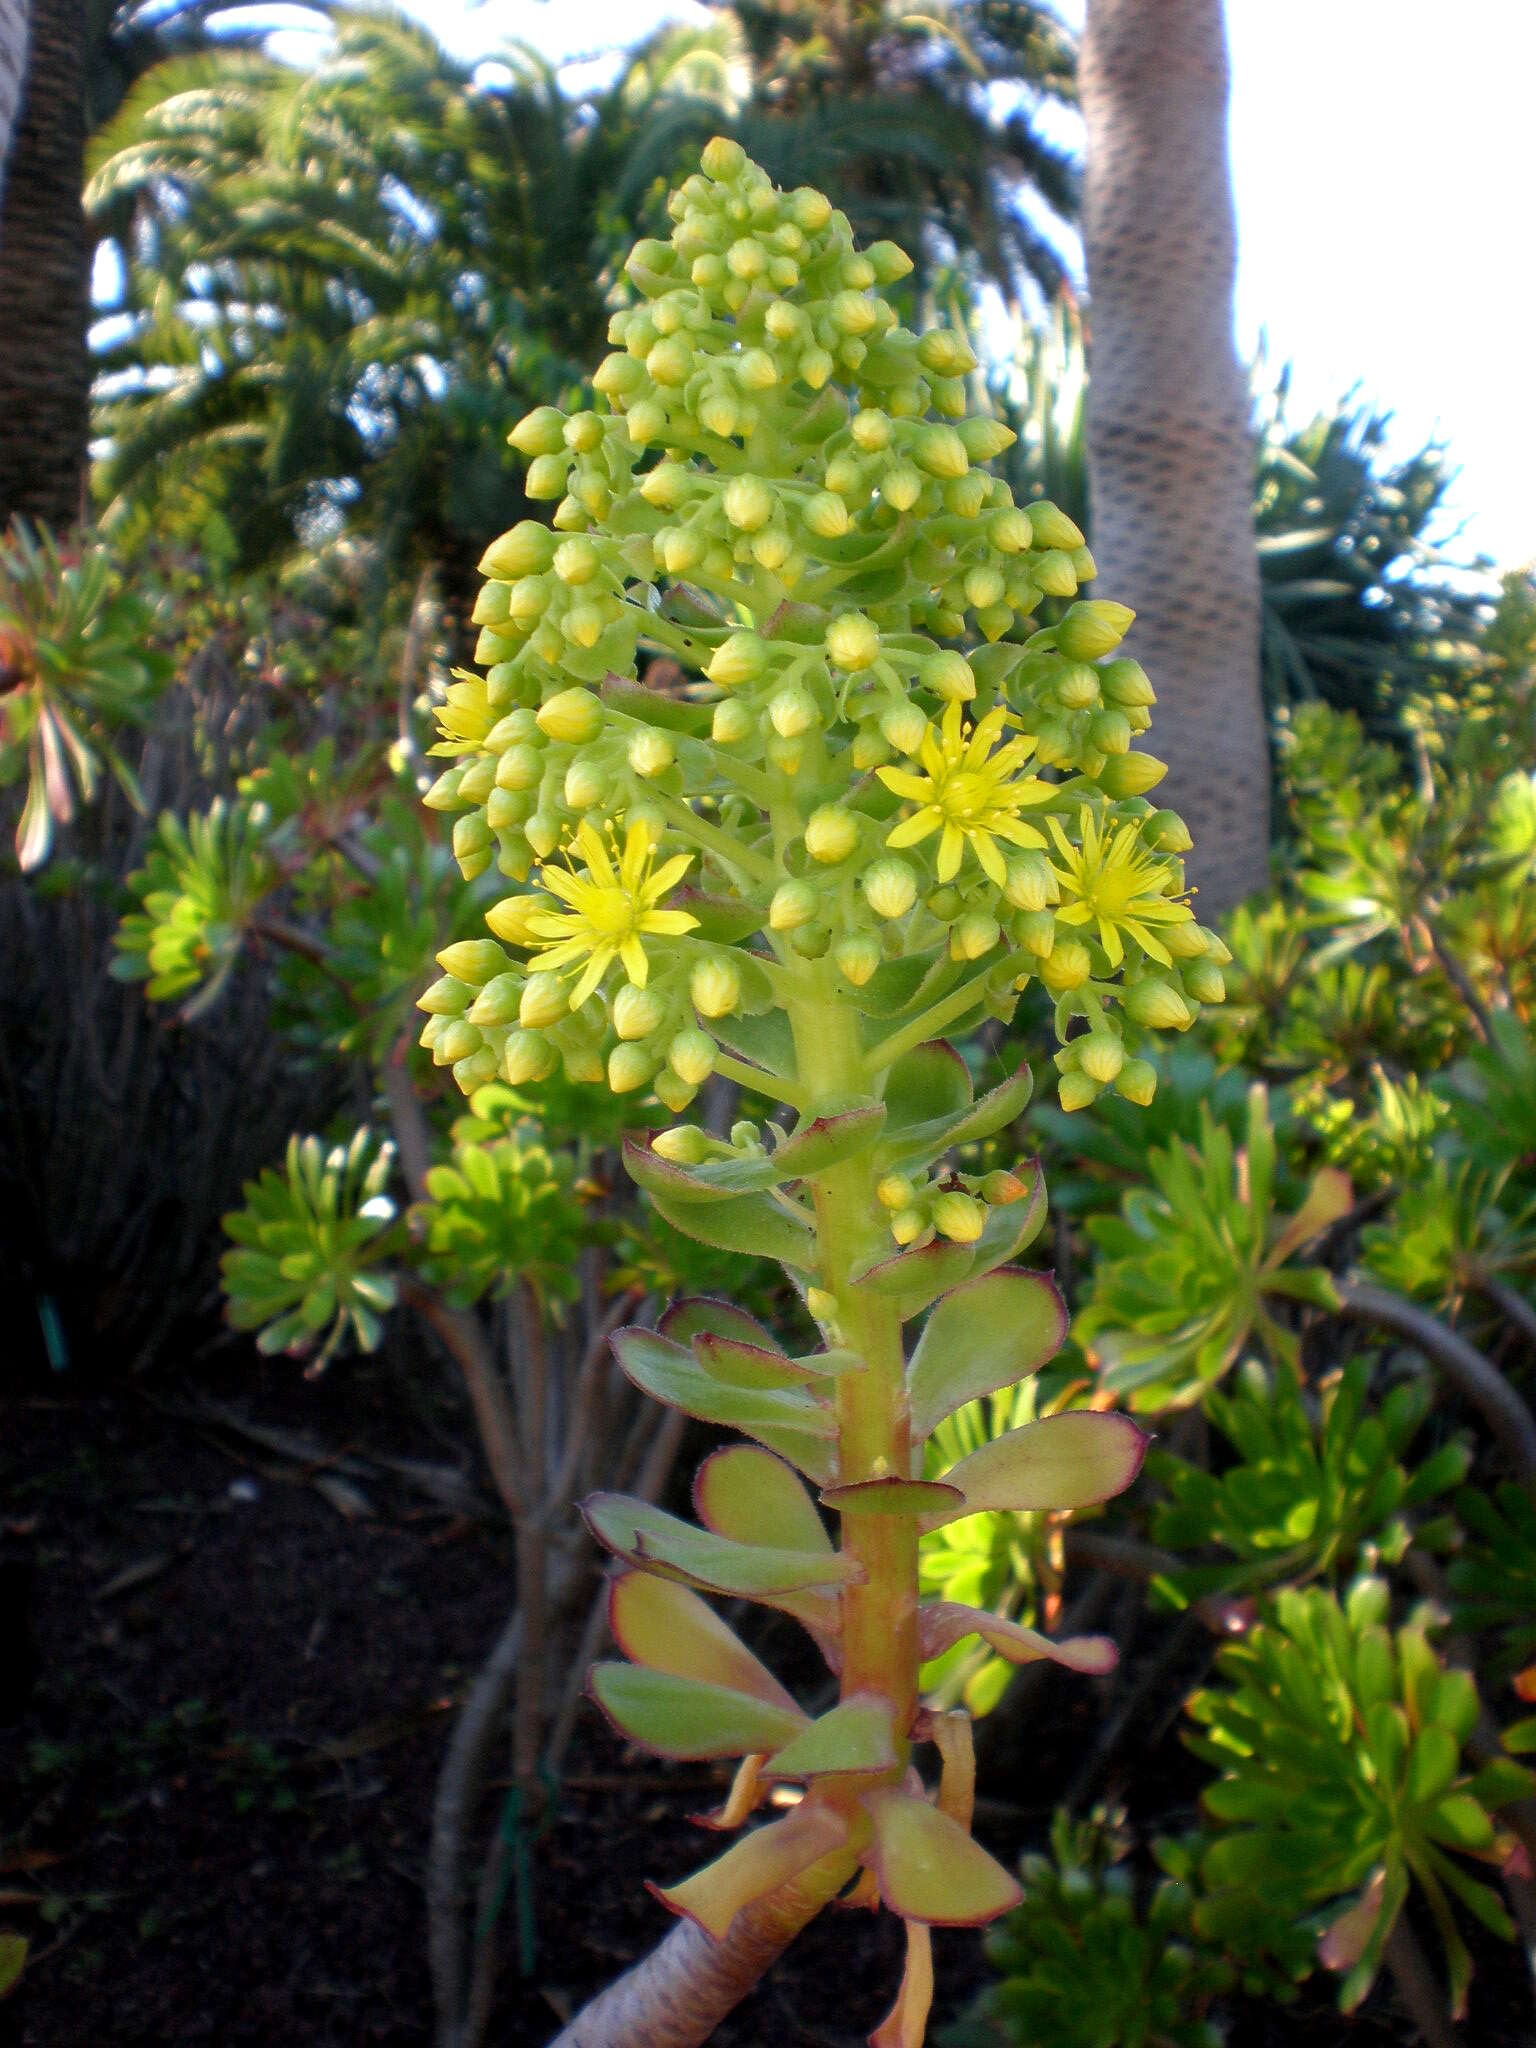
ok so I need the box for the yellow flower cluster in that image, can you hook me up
[418,137,1224,1113]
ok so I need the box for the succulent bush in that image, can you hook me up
[0,520,168,870]
[1186,1579,1532,2019]
[414,135,1233,2044]
[1074,1085,1349,1411]
[1147,1359,1469,1607]
[221,1128,403,1368]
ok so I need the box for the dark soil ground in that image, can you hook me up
[2,1349,1529,2047]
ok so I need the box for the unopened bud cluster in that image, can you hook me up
[420,140,1222,1109]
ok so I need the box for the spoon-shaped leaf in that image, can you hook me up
[906,1267,1067,1439]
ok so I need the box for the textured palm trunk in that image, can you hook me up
[0,0,88,528]
[1079,0,1269,914]
[0,0,29,213]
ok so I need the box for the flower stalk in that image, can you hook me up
[420,137,1227,2045]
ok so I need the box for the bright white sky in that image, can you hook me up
[271,0,1536,571]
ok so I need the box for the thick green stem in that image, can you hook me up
[787,981,920,1753]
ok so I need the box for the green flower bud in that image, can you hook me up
[612,983,667,1041]
[506,575,549,628]
[804,805,860,863]
[485,893,550,946]
[798,345,836,389]
[645,336,692,387]
[826,612,880,672]
[436,939,509,986]
[1185,961,1227,1005]
[956,417,1016,462]
[863,858,917,920]
[625,400,668,447]
[1070,545,1097,580]
[877,1174,916,1211]
[1124,980,1192,1031]
[1163,921,1209,961]
[593,352,644,398]
[933,1190,985,1243]
[1016,909,1057,957]
[456,755,497,804]
[1055,663,1100,710]
[880,702,928,755]
[496,744,542,792]
[468,973,526,1027]
[628,729,676,779]
[564,756,608,810]
[536,688,604,745]
[712,698,754,743]
[448,1046,497,1093]
[661,526,706,575]
[866,239,914,283]
[835,933,882,986]
[1079,1033,1125,1085]
[422,766,465,812]
[1027,502,1085,551]
[851,726,890,770]
[553,536,601,585]
[882,461,922,511]
[652,1121,710,1165]
[471,585,512,629]
[701,134,747,181]
[653,1071,697,1114]
[951,911,1001,961]
[1115,1059,1158,1107]
[520,972,570,1028]
[698,389,740,438]
[668,1027,717,1086]
[1090,708,1132,755]
[608,1043,655,1094]
[770,879,819,931]
[435,1017,482,1067]
[690,957,741,1018]
[1100,657,1156,708]
[850,409,893,452]
[564,410,604,453]
[981,1170,1030,1206]
[963,564,1006,610]
[989,507,1033,554]
[804,491,851,539]
[639,462,688,510]
[916,328,979,377]
[1003,853,1055,913]
[1096,753,1168,799]
[1057,1069,1099,1112]
[452,814,493,873]
[479,522,555,582]
[560,602,606,651]
[1144,808,1192,853]
[891,1207,926,1246]
[1039,939,1092,991]
[418,974,474,1016]
[913,424,969,480]
[723,475,774,532]
[510,406,566,457]
[707,631,767,687]
[1032,549,1078,597]
[1056,600,1136,662]
[503,1029,558,1085]
[769,684,818,738]
[524,452,570,500]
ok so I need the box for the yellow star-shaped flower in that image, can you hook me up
[876,701,1052,886]
[1047,807,1192,968]
[524,819,697,1006]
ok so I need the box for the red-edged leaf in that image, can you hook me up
[821,1478,964,1517]
[926,1411,1148,1525]
[582,1493,858,1598]
[918,1603,1119,1675]
[653,1802,851,1940]
[609,1571,799,1713]
[660,1297,786,1352]
[693,1445,835,1555]
[870,1920,934,2048]
[590,1663,806,1760]
[906,1267,1066,1439]
[862,1788,1022,1925]
[762,1694,898,1780]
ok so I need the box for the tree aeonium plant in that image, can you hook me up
[419,138,1229,2048]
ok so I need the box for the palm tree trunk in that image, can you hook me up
[0,0,88,528]
[0,0,28,215]
[1079,0,1269,915]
